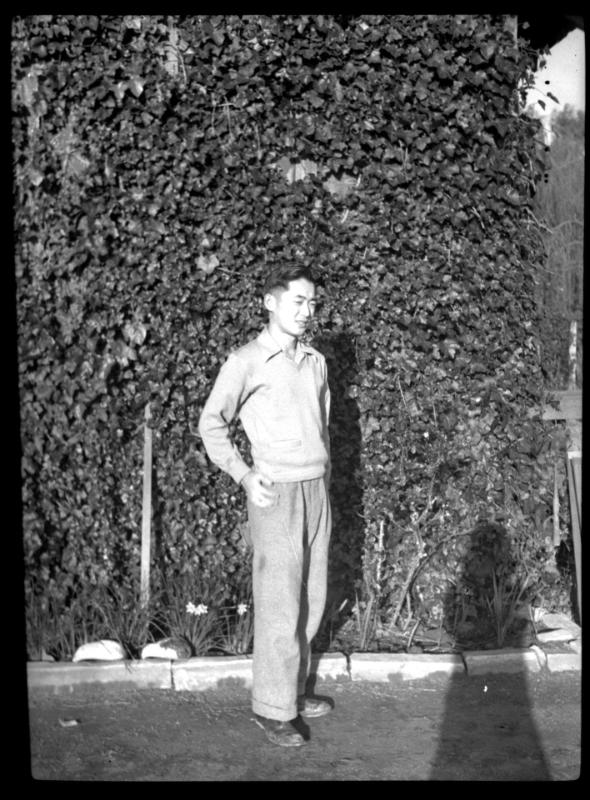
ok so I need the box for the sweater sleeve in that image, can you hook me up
[197,353,252,485]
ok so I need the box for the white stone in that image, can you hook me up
[141,638,191,660]
[72,640,126,662]
[538,613,581,636]
[536,629,577,644]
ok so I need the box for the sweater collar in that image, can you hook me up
[257,327,314,362]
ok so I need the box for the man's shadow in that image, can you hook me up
[312,331,364,652]
[429,521,552,779]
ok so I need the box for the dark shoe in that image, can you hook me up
[297,695,332,718]
[254,714,305,747]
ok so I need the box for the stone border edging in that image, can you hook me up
[26,643,581,693]
[27,658,174,691]
[349,652,465,681]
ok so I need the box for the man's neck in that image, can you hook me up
[267,322,298,358]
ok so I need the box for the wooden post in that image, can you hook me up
[141,403,152,608]
[568,320,578,389]
[566,451,582,623]
[552,465,561,547]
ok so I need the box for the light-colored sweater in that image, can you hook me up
[198,327,331,484]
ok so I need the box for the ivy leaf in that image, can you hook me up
[128,76,145,98]
[202,19,225,46]
[123,321,147,346]
[113,81,127,102]
[197,254,220,275]
[29,168,44,187]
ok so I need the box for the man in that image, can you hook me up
[198,263,332,747]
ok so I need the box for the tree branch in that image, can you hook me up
[551,218,584,231]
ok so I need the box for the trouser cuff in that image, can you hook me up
[252,695,297,722]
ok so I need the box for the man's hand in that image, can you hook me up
[241,471,276,508]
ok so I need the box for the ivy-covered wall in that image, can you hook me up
[13,15,573,632]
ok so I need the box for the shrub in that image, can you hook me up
[13,15,575,654]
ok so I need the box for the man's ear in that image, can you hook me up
[263,292,276,313]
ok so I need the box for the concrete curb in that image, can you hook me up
[173,656,253,691]
[27,659,173,693]
[463,647,543,675]
[171,652,349,691]
[311,652,350,681]
[350,653,464,681]
[546,651,582,672]
[26,642,581,693]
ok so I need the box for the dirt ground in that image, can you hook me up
[25,670,580,782]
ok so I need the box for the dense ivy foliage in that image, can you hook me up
[13,14,574,638]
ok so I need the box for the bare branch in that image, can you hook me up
[551,218,584,231]
[523,207,552,232]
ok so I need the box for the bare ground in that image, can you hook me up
[25,670,581,782]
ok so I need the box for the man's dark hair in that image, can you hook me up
[262,263,319,296]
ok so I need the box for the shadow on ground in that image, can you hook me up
[429,670,552,779]
[430,521,554,778]
[26,670,580,781]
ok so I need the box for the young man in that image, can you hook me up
[198,264,332,747]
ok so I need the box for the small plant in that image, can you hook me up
[217,602,254,655]
[26,592,69,661]
[485,570,530,648]
[352,591,379,652]
[179,601,219,655]
[26,585,113,661]
[93,581,165,659]
[348,520,387,653]
[158,570,225,655]
[316,596,352,652]
[26,578,168,661]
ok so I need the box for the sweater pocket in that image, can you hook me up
[267,439,302,451]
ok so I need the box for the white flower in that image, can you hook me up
[237,603,249,616]
[186,602,208,616]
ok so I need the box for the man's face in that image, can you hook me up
[264,277,317,338]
